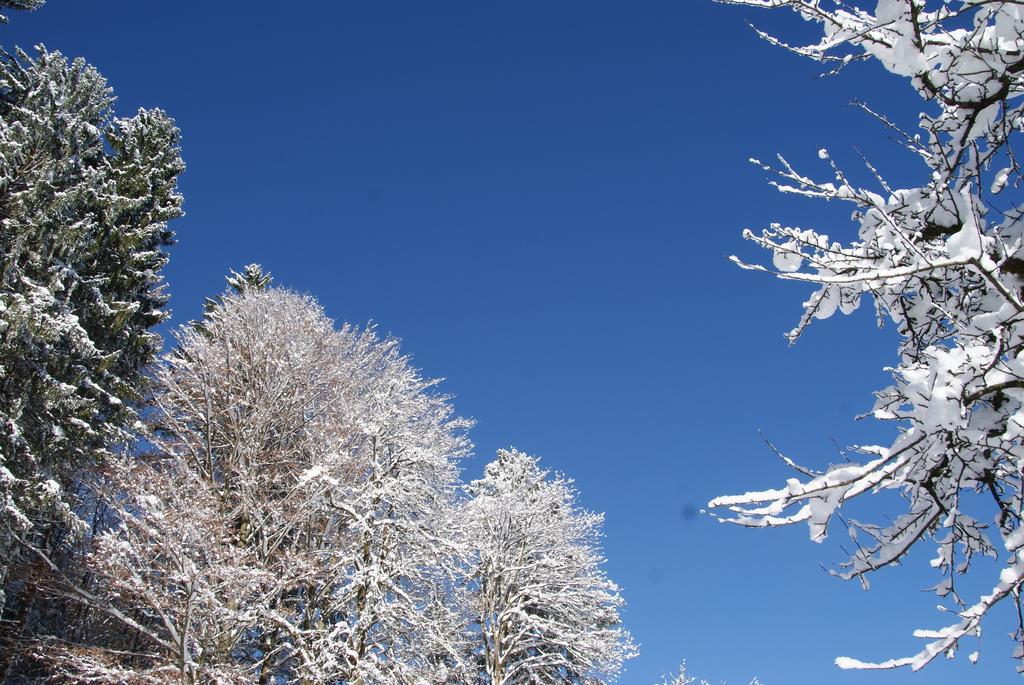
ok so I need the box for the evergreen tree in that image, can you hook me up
[0,28,184,668]
[199,264,273,326]
[225,264,272,295]
[0,1,44,24]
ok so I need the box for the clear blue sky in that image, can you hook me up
[7,2,1017,683]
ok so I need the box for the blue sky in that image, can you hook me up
[7,2,1018,683]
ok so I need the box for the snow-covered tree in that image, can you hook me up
[0,0,44,24]
[0,23,184,676]
[463,449,636,685]
[304,303,472,685]
[197,263,273,327]
[709,0,1024,673]
[653,663,761,685]
[31,456,271,685]
[42,281,472,684]
[150,285,368,683]
[654,663,707,685]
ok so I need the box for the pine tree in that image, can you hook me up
[198,264,273,326]
[0,1,44,24]
[0,30,184,669]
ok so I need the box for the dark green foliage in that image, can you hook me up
[197,264,272,333]
[0,1,44,24]
[0,45,184,597]
[226,263,272,294]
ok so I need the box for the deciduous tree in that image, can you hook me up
[710,0,1024,672]
[463,449,635,685]
[41,281,472,684]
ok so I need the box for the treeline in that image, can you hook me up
[0,3,635,683]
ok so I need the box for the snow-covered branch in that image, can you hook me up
[712,0,1024,672]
